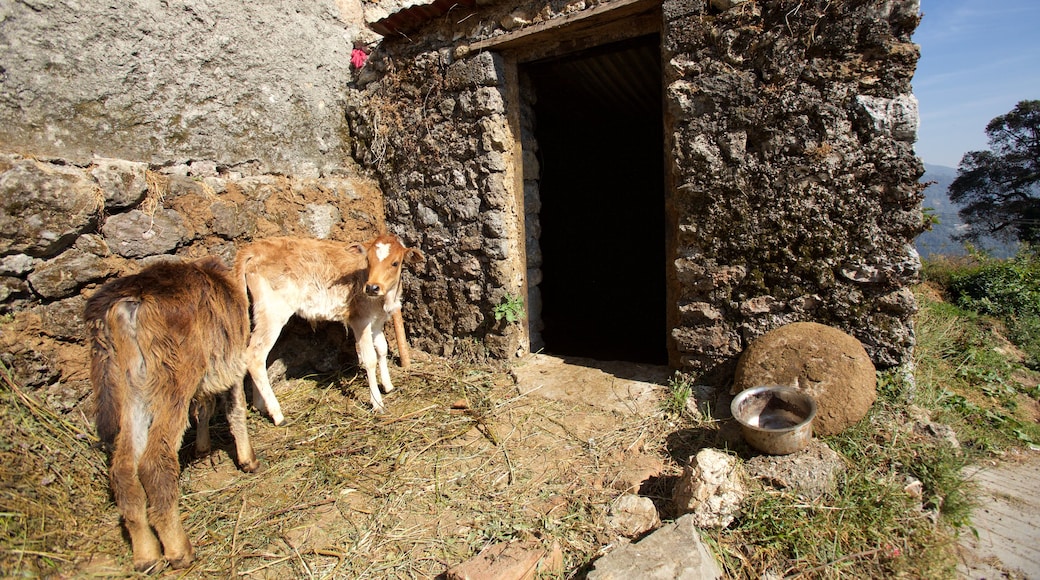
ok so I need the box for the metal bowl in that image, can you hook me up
[730,385,818,455]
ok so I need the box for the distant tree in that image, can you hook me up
[949,99,1040,245]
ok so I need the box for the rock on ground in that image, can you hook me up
[671,448,745,529]
[586,514,723,580]
[745,439,846,500]
[606,494,661,538]
[445,540,562,580]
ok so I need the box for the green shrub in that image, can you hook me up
[1008,313,1040,366]
[948,251,1040,318]
[914,268,1040,452]
[945,249,1040,366]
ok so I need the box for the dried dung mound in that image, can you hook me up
[732,321,877,436]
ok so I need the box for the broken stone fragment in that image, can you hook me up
[671,448,745,529]
[445,540,562,580]
[745,439,845,500]
[606,494,660,538]
[586,513,723,580]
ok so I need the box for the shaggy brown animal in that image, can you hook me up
[234,234,424,425]
[85,257,259,571]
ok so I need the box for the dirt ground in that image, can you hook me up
[7,341,1037,578]
[12,350,701,578]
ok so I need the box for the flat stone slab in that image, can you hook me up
[511,353,669,416]
[958,454,1040,578]
[586,514,723,580]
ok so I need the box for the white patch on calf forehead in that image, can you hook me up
[374,242,391,262]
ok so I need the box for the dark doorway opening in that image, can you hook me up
[524,34,666,365]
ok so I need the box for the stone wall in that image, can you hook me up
[0,0,927,404]
[347,0,926,377]
[347,51,528,359]
[0,0,390,408]
[0,153,384,408]
[0,0,364,176]
[663,0,924,377]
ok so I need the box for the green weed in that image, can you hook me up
[661,372,695,417]
[493,294,526,324]
[916,254,1040,453]
[945,248,1040,366]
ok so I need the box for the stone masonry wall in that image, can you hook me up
[0,0,391,411]
[0,0,927,404]
[347,51,528,359]
[663,0,924,378]
[0,0,364,176]
[0,153,385,410]
[348,0,926,378]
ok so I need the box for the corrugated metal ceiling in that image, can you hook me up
[525,35,662,119]
[369,0,477,37]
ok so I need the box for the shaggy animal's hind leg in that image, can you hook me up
[138,409,194,569]
[192,398,215,457]
[226,382,259,472]
[110,438,162,571]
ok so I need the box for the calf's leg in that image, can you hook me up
[226,381,259,472]
[392,309,411,369]
[373,323,394,394]
[192,398,214,457]
[244,282,293,425]
[351,321,386,413]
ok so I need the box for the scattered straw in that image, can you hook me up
[7,346,942,578]
[142,169,169,217]
[0,359,113,576]
[15,352,679,577]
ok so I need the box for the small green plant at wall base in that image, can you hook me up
[662,372,694,417]
[493,294,525,323]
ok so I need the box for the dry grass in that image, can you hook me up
[0,359,113,574]
[1,315,992,579]
[0,354,678,578]
[142,170,169,218]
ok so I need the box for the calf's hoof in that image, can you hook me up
[133,557,161,573]
[168,555,194,569]
[239,457,261,473]
[167,547,195,570]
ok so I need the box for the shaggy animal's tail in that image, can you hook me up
[87,297,150,452]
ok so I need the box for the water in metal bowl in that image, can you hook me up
[730,385,818,455]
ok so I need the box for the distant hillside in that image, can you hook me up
[915,163,1016,259]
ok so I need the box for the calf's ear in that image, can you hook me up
[405,248,425,264]
[348,243,366,255]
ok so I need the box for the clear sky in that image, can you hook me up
[913,0,1040,169]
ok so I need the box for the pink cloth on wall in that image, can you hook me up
[351,48,368,69]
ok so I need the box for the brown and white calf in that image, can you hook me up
[234,234,424,425]
[85,256,258,572]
